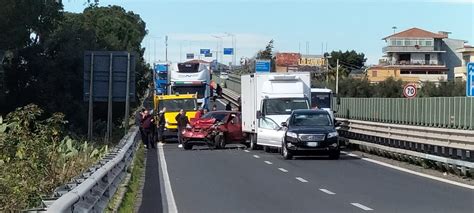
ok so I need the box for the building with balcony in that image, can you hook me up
[454,46,474,81]
[374,27,466,83]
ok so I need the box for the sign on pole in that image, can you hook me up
[205,53,213,57]
[467,62,474,97]
[84,51,136,102]
[83,51,136,141]
[186,53,194,59]
[403,84,417,98]
[255,59,271,72]
[200,49,211,55]
[223,48,234,55]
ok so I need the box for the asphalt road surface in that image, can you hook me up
[139,100,474,213]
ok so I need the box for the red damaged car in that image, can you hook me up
[182,111,245,150]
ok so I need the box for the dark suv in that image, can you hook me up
[281,109,340,160]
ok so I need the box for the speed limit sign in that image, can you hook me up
[403,84,417,98]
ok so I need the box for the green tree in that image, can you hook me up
[1,5,151,133]
[373,77,403,98]
[327,50,367,77]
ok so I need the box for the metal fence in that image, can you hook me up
[213,74,474,130]
[335,97,474,130]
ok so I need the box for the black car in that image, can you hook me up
[281,109,340,160]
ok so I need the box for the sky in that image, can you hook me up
[63,0,474,65]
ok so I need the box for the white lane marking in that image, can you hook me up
[264,161,273,165]
[253,155,260,159]
[351,203,373,211]
[278,168,288,173]
[295,177,308,183]
[244,150,250,153]
[342,151,474,190]
[157,144,178,213]
[341,151,358,157]
[319,188,336,195]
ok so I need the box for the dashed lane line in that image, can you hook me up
[295,177,308,183]
[264,161,273,165]
[278,168,288,173]
[244,150,250,153]
[319,188,336,195]
[253,155,260,159]
[351,203,374,211]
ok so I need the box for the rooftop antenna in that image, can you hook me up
[392,26,397,34]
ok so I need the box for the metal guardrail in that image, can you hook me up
[36,127,139,212]
[338,119,474,174]
[336,97,474,130]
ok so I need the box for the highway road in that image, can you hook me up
[139,99,474,213]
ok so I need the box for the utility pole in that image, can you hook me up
[165,35,168,62]
[336,59,339,94]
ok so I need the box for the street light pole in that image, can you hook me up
[336,59,339,94]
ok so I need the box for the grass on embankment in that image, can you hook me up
[117,145,146,212]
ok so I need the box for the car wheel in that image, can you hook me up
[329,150,340,160]
[183,143,192,150]
[215,134,226,149]
[282,142,293,160]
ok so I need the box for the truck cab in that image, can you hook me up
[311,88,336,121]
[154,94,198,139]
[241,73,311,150]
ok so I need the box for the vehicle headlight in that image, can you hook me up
[286,132,298,138]
[327,131,338,138]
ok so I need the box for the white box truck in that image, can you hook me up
[241,72,311,150]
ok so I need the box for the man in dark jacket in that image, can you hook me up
[157,107,167,143]
[136,108,146,146]
[141,110,155,149]
[175,109,189,148]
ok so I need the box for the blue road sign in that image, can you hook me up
[205,53,213,57]
[223,48,234,55]
[200,49,211,55]
[467,62,474,97]
[255,60,271,72]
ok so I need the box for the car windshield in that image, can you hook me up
[200,112,228,122]
[290,112,332,127]
[158,99,197,112]
[311,92,331,109]
[172,85,206,99]
[264,98,309,115]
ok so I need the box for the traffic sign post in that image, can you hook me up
[467,62,474,97]
[403,84,417,98]
[255,59,271,72]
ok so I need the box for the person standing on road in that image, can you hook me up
[136,108,146,146]
[157,107,167,144]
[225,101,232,111]
[175,109,189,148]
[141,109,156,149]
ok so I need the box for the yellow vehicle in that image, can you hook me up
[154,94,198,137]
